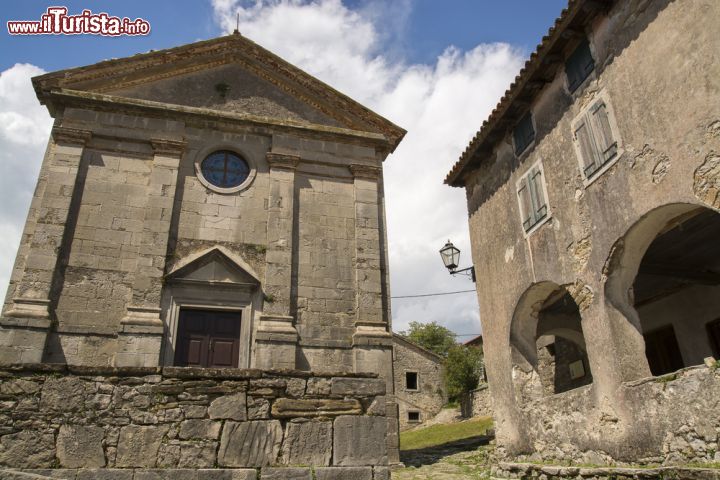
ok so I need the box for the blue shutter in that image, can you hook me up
[565,39,595,92]
[513,113,536,156]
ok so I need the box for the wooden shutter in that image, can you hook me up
[566,39,595,92]
[514,113,535,155]
[575,118,598,177]
[589,102,617,162]
[528,167,547,221]
[518,177,533,231]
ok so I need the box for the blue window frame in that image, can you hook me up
[201,150,250,189]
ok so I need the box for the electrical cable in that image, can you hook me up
[391,289,476,299]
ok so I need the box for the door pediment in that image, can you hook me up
[166,246,261,288]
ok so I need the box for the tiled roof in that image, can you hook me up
[445,0,613,187]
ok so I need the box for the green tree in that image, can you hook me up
[444,344,484,400]
[400,321,456,357]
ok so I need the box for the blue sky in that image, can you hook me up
[0,0,567,338]
[2,1,566,71]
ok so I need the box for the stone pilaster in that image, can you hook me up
[255,152,300,370]
[0,126,91,364]
[115,138,186,367]
[349,164,391,347]
[349,163,397,463]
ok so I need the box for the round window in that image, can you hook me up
[200,150,250,189]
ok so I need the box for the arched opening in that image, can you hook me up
[631,207,720,375]
[535,289,594,394]
[510,282,593,402]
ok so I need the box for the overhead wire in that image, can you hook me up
[391,289,476,299]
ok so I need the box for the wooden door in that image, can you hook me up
[174,309,241,368]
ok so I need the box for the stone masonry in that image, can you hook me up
[392,334,446,431]
[0,364,389,478]
[445,0,720,466]
[0,32,406,466]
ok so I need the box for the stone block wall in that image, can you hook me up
[0,364,390,479]
[460,383,493,419]
[514,364,720,465]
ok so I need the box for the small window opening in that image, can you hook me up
[565,38,595,92]
[408,411,420,422]
[513,112,536,156]
[405,371,418,390]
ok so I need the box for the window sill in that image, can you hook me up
[582,151,622,188]
[515,140,537,161]
[522,213,552,238]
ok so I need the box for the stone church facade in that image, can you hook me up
[447,0,720,466]
[0,33,405,475]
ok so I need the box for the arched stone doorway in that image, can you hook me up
[605,203,720,377]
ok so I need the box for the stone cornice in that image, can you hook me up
[349,164,382,180]
[51,126,92,146]
[48,89,391,150]
[31,34,406,151]
[266,152,300,170]
[151,138,187,157]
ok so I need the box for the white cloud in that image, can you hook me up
[0,64,53,301]
[213,0,525,338]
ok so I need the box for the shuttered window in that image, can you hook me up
[517,165,548,233]
[513,112,536,156]
[565,38,595,92]
[574,100,618,179]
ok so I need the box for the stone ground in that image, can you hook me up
[394,435,494,480]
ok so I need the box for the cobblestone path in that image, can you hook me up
[393,435,493,480]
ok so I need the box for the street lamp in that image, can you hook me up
[439,240,476,282]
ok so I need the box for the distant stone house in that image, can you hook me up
[446,0,720,466]
[0,32,406,474]
[392,333,446,430]
[459,334,493,419]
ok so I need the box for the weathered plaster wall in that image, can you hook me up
[461,0,720,462]
[0,364,389,478]
[392,336,446,430]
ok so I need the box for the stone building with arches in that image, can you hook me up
[446,0,720,465]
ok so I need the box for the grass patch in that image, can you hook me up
[400,417,493,451]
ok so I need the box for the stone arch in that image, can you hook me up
[604,202,720,377]
[510,281,594,402]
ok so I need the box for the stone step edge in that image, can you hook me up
[496,462,720,478]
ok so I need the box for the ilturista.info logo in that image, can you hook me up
[7,7,151,36]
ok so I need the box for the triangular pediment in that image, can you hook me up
[31,34,405,149]
[166,247,260,287]
[106,63,344,129]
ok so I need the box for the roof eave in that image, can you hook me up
[444,0,613,187]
